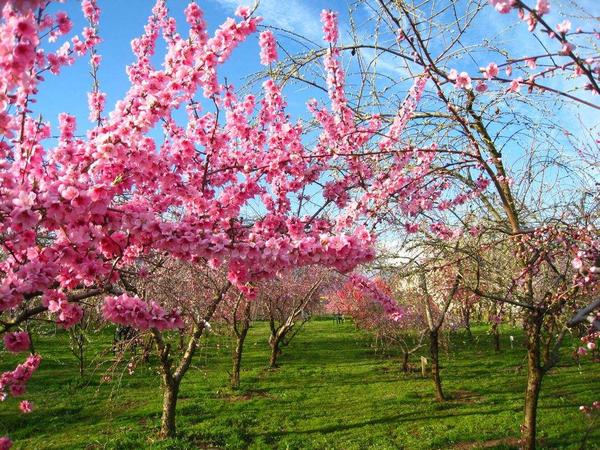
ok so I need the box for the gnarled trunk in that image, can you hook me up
[269,335,282,368]
[160,376,180,438]
[430,329,444,401]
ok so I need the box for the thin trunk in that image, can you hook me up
[401,350,409,372]
[79,347,84,377]
[160,376,180,439]
[521,313,544,450]
[269,335,281,368]
[464,322,473,341]
[492,324,501,352]
[462,305,472,340]
[231,323,249,389]
[430,330,445,401]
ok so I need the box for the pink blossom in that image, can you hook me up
[488,0,513,14]
[475,81,488,92]
[347,274,405,321]
[508,77,523,93]
[536,0,550,16]
[556,20,571,33]
[87,91,106,122]
[321,10,338,43]
[19,400,33,413]
[405,223,420,233]
[0,436,12,450]
[56,12,72,34]
[56,301,84,328]
[234,5,251,18]
[184,2,203,27]
[60,185,79,201]
[454,72,472,90]
[81,0,100,25]
[559,41,575,55]
[484,62,499,79]
[396,28,405,42]
[0,354,41,402]
[102,294,184,330]
[3,331,30,353]
[258,30,277,65]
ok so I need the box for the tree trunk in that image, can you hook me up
[160,377,180,439]
[463,308,472,340]
[231,324,249,389]
[430,330,445,401]
[521,313,544,450]
[401,351,409,372]
[79,349,84,377]
[492,324,501,352]
[269,335,281,368]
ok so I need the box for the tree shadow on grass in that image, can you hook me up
[252,408,507,439]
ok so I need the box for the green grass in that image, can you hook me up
[1,320,598,449]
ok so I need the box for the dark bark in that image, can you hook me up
[463,307,473,340]
[430,330,445,401]
[154,284,230,440]
[269,335,282,368]
[401,350,409,372]
[78,348,84,377]
[521,312,544,450]
[231,322,250,389]
[160,376,180,438]
[492,324,501,352]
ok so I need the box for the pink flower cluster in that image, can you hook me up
[320,10,338,43]
[488,0,550,16]
[81,0,100,25]
[448,69,472,90]
[0,354,41,400]
[482,62,499,80]
[0,436,11,450]
[87,91,106,122]
[0,6,457,443]
[19,400,33,413]
[3,331,30,353]
[258,30,277,65]
[102,294,184,330]
[43,292,84,329]
[347,274,405,321]
[579,401,600,415]
[488,0,514,14]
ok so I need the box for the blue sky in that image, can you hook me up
[30,0,599,253]
[36,1,599,135]
[36,0,353,133]
[35,0,599,211]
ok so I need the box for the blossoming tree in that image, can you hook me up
[0,0,449,444]
[273,0,599,447]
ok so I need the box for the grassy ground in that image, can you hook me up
[1,319,598,449]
